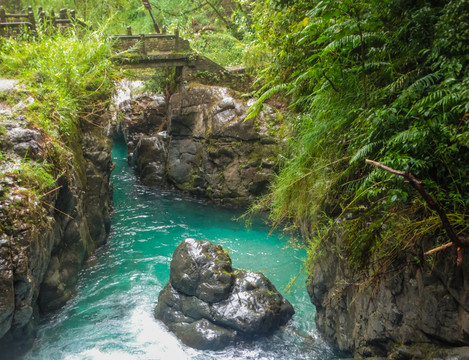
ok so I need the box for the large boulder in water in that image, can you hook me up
[154,238,295,350]
[170,238,234,303]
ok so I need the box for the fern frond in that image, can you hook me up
[350,140,385,164]
[246,84,289,121]
[407,72,441,94]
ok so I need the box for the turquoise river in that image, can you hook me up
[24,139,335,359]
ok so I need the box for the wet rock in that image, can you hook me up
[117,95,166,155]
[117,84,282,205]
[154,238,295,350]
[170,238,234,302]
[164,86,280,204]
[132,135,167,186]
[174,318,236,350]
[0,101,113,354]
[306,227,469,358]
[0,239,14,339]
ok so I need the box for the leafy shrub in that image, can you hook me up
[249,0,469,271]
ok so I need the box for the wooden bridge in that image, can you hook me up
[0,6,89,36]
[1,6,229,79]
[109,26,227,76]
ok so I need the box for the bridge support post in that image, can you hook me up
[0,8,4,37]
[51,9,56,27]
[59,8,67,20]
[140,34,146,55]
[28,7,36,31]
[175,66,183,87]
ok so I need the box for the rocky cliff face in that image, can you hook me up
[306,229,469,359]
[0,87,113,355]
[118,84,282,205]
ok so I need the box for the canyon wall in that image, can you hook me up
[0,89,113,355]
[306,229,469,359]
[118,84,283,206]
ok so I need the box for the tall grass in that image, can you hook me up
[1,28,118,138]
[0,27,119,193]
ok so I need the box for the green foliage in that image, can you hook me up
[142,67,179,96]
[13,0,251,68]
[19,0,153,34]
[14,161,56,194]
[0,29,118,140]
[142,69,171,95]
[249,0,469,272]
[0,26,118,201]
[190,32,245,67]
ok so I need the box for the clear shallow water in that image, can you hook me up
[25,140,335,360]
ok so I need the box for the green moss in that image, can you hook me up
[14,161,56,194]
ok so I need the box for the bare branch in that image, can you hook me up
[424,242,453,255]
[366,159,469,264]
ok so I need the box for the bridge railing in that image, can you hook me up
[0,6,90,38]
[0,6,36,35]
[108,26,191,55]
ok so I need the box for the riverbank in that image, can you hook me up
[0,31,117,355]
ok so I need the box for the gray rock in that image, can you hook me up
[306,227,469,358]
[170,238,234,303]
[0,109,113,354]
[0,242,14,339]
[118,84,282,205]
[117,95,166,154]
[133,136,167,186]
[155,239,294,350]
[209,269,295,335]
[1,125,44,159]
[173,318,236,351]
[0,79,18,93]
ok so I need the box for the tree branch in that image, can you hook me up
[424,242,453,255]
[365,159,468,263]
[204,0,231,28]
[323,72,338,92]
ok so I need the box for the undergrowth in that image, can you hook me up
[248,0,469,277]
